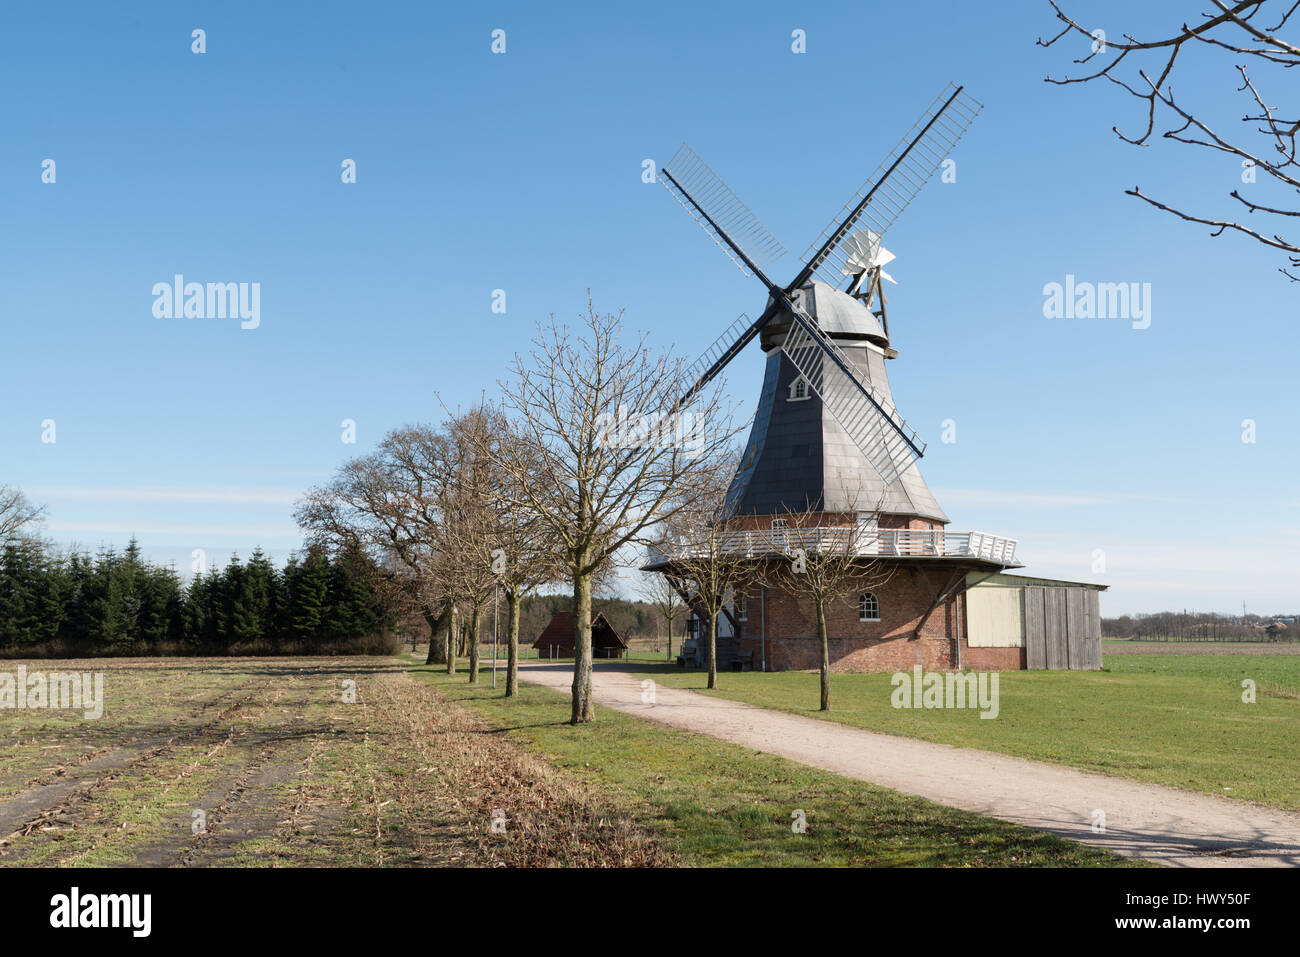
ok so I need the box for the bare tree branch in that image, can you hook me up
[0,485,45,545]
[1040,0,1300,279]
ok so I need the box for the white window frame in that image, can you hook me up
[787,376,810,402]
[859,591,880,622]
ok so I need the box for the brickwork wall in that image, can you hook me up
[731,560,1024,673]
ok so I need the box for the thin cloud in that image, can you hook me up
[45,521,303,539]
[27,485,303,506]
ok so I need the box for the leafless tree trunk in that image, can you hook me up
[446,604,458,675]
[572,559,594,720]
[466,603,482,683]
[422,601,450,665]
[817,604,830,712]
[705,607,720,689]
[505,587,523,696]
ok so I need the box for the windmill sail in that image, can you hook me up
[674,310,762,404]
[660,144,787,278]
[655,84,982,488]
[780,298,925,486]
[798,85,982,290]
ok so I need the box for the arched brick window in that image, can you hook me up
[859,591,880,622]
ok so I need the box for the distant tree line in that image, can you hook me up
[0,537,397,657]
[1104,611,1296,642]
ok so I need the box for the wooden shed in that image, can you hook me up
[533,611,628,659]
[964,573,1108,670]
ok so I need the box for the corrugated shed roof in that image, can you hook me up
[968,572,1109,591]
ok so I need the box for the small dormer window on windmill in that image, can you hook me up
[788,376,810,402]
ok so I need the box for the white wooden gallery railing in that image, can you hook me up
[647,527,1018,565]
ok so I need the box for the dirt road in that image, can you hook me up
[518,662,1300,868]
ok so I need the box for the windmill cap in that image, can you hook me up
[761,281,889,351]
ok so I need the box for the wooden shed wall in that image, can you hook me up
[1022,585,1102,671]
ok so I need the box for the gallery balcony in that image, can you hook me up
[643,527,1021,569]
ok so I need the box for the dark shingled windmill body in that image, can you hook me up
[649,85,1107,674]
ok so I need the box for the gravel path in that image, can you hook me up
[518,661,1300,868]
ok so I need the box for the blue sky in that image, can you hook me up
[2,1,1295,615]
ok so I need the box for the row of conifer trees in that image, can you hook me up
[0,537,396,655]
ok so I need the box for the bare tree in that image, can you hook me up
[0,486,45,545]
[444,404,563,692]
[772,496,894,711]
[472,408,562,697]
[378,548,445,653]
[295,425,455,666]
[648,456,763,690]
[492,297,742,723]
[635,570,684,661]
[439,408,501,685]
[1040,0,1300,279]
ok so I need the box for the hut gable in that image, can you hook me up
[532,610,628,658]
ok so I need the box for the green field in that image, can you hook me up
[413,663,1135,867]
[647,654,1300,810]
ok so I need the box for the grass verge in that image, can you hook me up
[411,663,1137,867]
[648,654,1300,810]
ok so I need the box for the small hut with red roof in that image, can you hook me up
[532,610,628,659]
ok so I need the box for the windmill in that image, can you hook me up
[646,86,1109,678]
[659,84,981,506]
